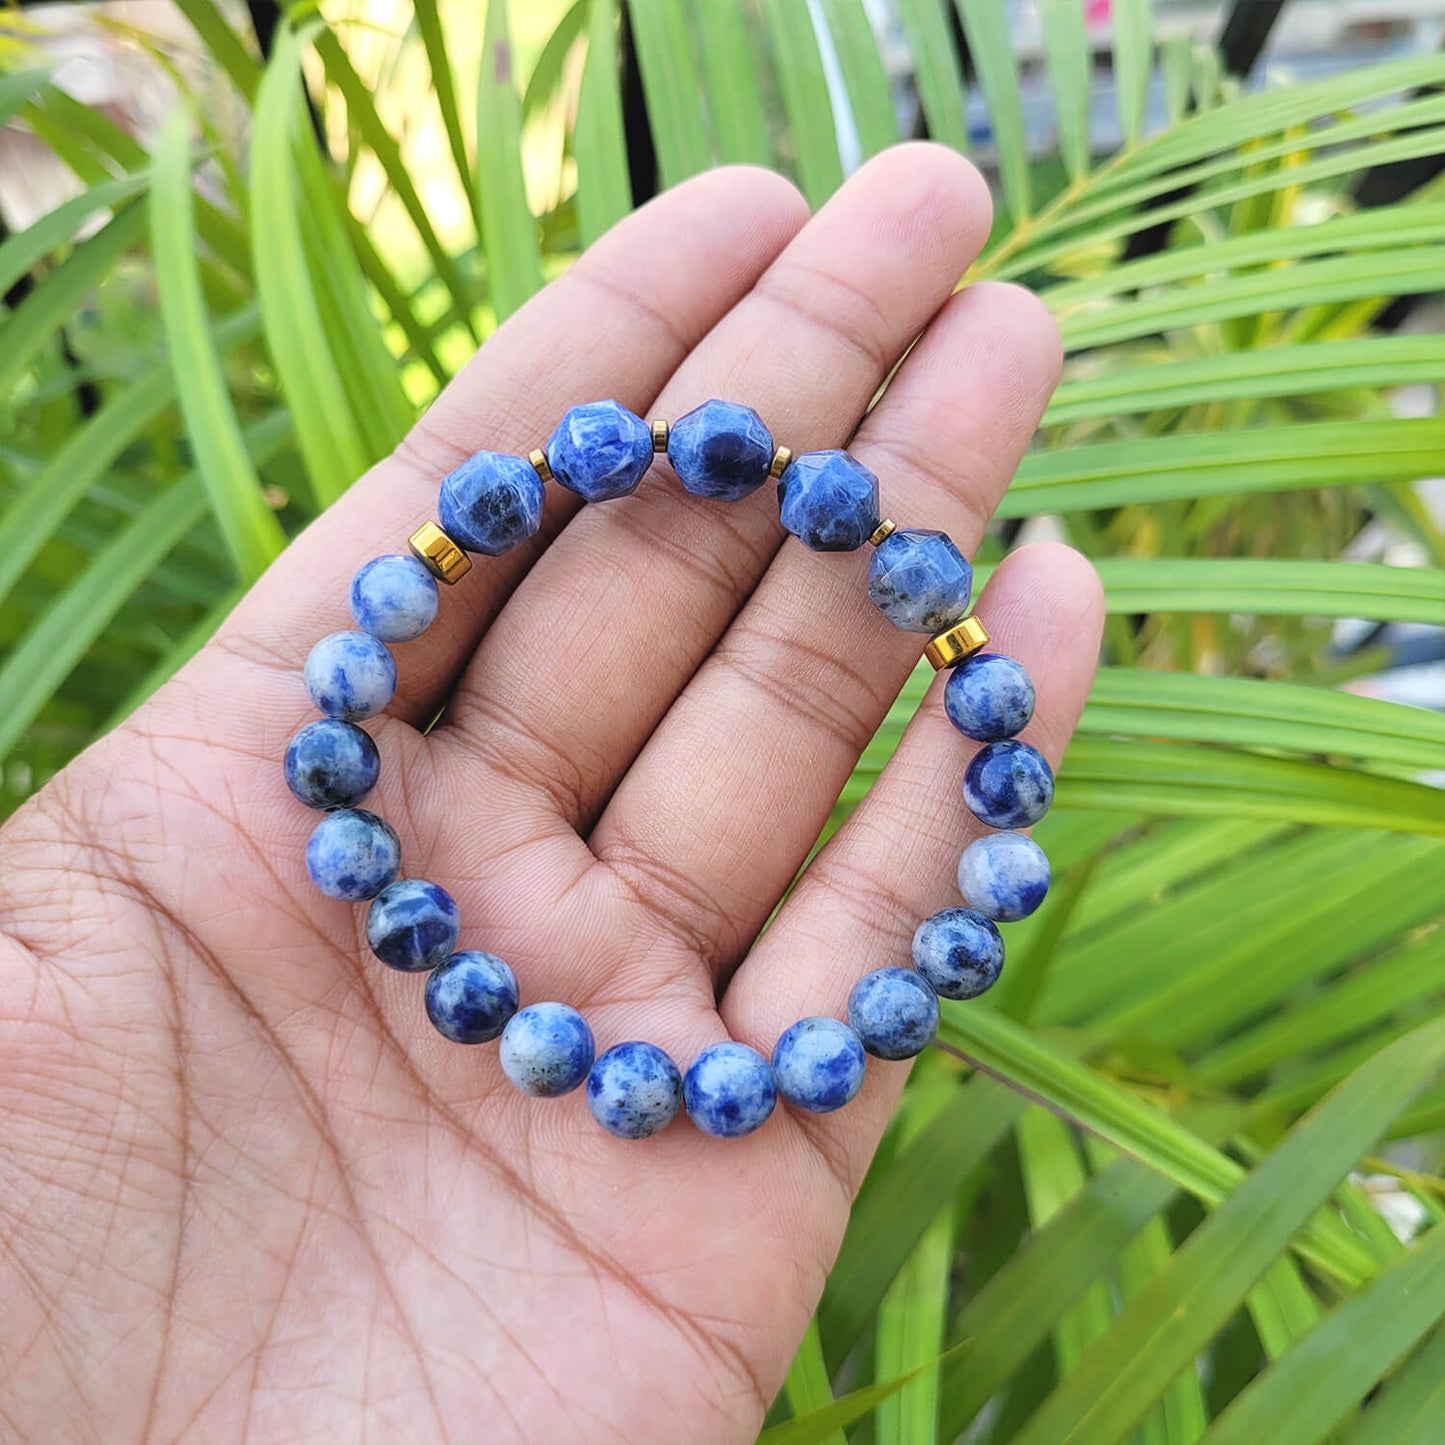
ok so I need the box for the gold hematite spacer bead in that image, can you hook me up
[868,518,897,547]
[409,521,472,584]
[769,445,792,480]
[529,448,553,484]
[651,417,669,452]
[924,615,989,671]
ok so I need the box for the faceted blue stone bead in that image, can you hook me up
[586,1041,684,1140]
[944,652,1036,742]
[365,879,460,972]
[682,1041,777,1139]
[958,831,1051,922]
[771,1017,866,1114]
[425,950,518,1044]
[499,1002,596,1097]
[350,554,439,643]
[304,630,397,721]
[438,450,545,555]
[912,907,1005,1001]
[963,740,1055,830]
[867,529,973,633]
[667,400,773,502]
[847,968,939,1061]
[283,718,380,809]
[547,400,653,503]
[777,450,881,552]
[305,808,400,901]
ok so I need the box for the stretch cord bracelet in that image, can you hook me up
[285,399,1053,1141]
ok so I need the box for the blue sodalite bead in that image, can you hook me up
[771,1017,866,1114]
[683,1041,777,1138]
[547,400,653,502]
[586,1041,684,1140]
[364,879,460,972]
[438,450,545,555]
[349,554,439,643]
[305,808,400,901]
[777,450,881,552]
[847,968,939,1060]
[867,529,973,633]
[425,950,518,1044]
[963,740,1055,830]
[912,907,1005,1000]
[284,718,380,809]
[944,653,1036,742]
[958,831,1051,921]
[304,630,397,721]
[667,400,773,502]
[499,1002,596,1097]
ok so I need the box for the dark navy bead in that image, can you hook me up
[667,400,773,502]
[771,1017,866,1114]
[499,1003,596,1097]
[847,968,939,1060]
[425,950,518,1044]
[777,450,881,552]
[958,832,1051,921]
[912,907,1005,1000]
[305,808,400,901]
[547,400,652,502]
[350,554,439,643]
[586,1041,683,1139]
[438,450,544,555]
[682,1041,777,1138]
[364,879,460,972]
[283,718,380,809]
[867,529,973,633]
[944,652,1036,742]
[963,740,1055,830]
[304,630,397,721]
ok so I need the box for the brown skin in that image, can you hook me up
[0,146,1102,1444]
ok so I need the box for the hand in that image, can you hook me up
[0,146,1101,1444]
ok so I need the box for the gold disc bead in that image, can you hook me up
[409,521,472,585]
[528,448,553,484]
[868,518,897,547]
[651,418,669,453]
[768,446,793,480]
[923,615,989,671]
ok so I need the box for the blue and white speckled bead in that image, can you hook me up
[944,652,1035,742]
[350,554,439,643]
[365,879,460,973]
[425,950,518,1044]
[847,968,940,1060]
[305,808,401,901]
[304,630,397,721]
[912,907,1005,1000]
[438,450,545,555]
[958,831,1051,922]
[771,1017,866,1114]
[667,400,774,502]
[499,1002,596,1097]
[867,528,973,633]
[547,400,653,502]
[963,739,1055,830]
[586,1041,684,1139]
[682,1041,777,1138]
[777,450,881,552]
[283,718,380,809]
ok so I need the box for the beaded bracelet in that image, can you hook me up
[285,400,1053,1141]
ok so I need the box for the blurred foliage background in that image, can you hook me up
[2,1,1444,1441]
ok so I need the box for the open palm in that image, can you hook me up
[0,147,1101,1444]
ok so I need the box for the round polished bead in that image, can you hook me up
[683,1041,777,1138]
[847,968,940,1060]
[547,400,653,502]
[867,528,973,633]
[963,740,1055,830]
[586,1041,684,1139]
[364,879,460,972]
[912,907,1005,1000]
[350,554,439,643]
[944,652,1035,741]
[425,950,518,1044]
[667,399,774,502]
[771,1017,866,1114]
[777,450,881,552]
[438,450,545,555]
[305,808,400,900]
[283,718,380,809]
[304,630,396,721]
[958,831,1051,921]
[499,1002,596,1097]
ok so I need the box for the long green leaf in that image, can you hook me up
[695,0,772,166]
[0,66,52,130]
[1111,0,1153,146]
[575,0,632,246]
[1038,0,1090,179]
[413,0,484,235]
[780,1318,844,1445]
[896,0,968,151]
[955,0,1031,217]
[0,173,149,299]
[627,0,711,186]
[172,0,262,101]
[1343,1321,1445,1444]
[819,0,899,160]
[762,0,844,207]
